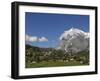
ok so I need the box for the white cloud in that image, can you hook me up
[25,34,48,42]
[29,36,38,42]
[25,35,38,42]
[39,37,48,42]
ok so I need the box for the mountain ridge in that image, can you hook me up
[57,28,89,53]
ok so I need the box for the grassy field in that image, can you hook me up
[25,44,89,68]
[26,60,89,68]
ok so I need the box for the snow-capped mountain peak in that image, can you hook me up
[58,27,89,53]
[60,27,86,40]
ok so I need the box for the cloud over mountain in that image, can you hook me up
[25,34,48,42]
[39,37,48,42]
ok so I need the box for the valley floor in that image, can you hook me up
[26,60,89,68]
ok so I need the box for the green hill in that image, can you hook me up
[25,44,89,68]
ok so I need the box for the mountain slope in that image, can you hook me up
[58,28,89,53]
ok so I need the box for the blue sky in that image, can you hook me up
[25,12,89,48]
